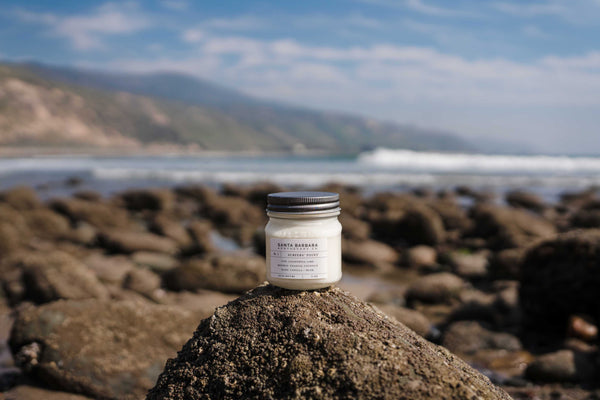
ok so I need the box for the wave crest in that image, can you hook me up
[358,148,600,174]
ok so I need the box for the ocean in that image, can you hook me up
[2,148,600,201]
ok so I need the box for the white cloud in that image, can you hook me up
[111,35,600,110]
[522,25,550,38]
[492,0,600,24]
[404,0,476,17]
[358,0,479,18]
[492,2,565,17]
[203,16,266,30]
[14,2,150,50]
[293,13,384,30]
[182,29,204,43]
[160,0,189,11]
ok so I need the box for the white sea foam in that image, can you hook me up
[91,167,438,187]
[357,148,600,174]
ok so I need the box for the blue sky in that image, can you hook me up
[1,0,600,154]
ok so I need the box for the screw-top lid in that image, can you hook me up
[267,191,340,213]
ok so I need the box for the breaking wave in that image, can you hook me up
[357,148,600,174]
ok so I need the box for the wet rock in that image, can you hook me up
[567,316,598,342]
[22,208,71,240]
[0,186,40,210]
[235,182,285,209]
[525,350,596,383]
[442,321,522,355]
[83,253,135,285]
[150,214,192,248]
[0,222,23,256]
[72,190,102,202]
[10,299,198,400]
[123,268,162,299]
[252,228,266,257]
[2,384,94,400]
[186,220,214,254]
[405,245,437,268]
[444,250,489,279]
[455,186,495,202]
[147,284,511,400]
[520,230,600,333]
[132,251,178,272]
[451,289,498,324]
[14,251,109,303]
[50,198,130,229]
[506,190,546,212]
[375,304,432,337]
[570,209,600,228]
[506,385,600,400]
[203,194,264,228]
[406,272,466,304]
[426,199,472,232]
[98,230,179,255]
[469,204,556,250]
[339,213,370,241]
[164,253,265,294]
[66,222,97,246]
[119,188,174,212]
[342,239,398,266]
[398,204,446,245]
[365,287,407,307]
[157,290,237,318]
[174,184,216,205]
[471,349,534,381]
[367,194,445,245]
[489,247,526,280]
[494,281,520,311]
[564,338,598,354]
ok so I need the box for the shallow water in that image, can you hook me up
[2,150,600,202]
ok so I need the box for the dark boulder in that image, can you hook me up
[119,188,175,212]
[505,190,546,212]
[375,304,432,337]
[13,251,109,303]
[468,204,556,250]
[520,229,600,333]
[406,272,466,304]
[442,321,522,355]
[50,198,131,229]
[342,238,398,267]
[98,230,179,255]
[164,253,265,294]
[0,186,40,210]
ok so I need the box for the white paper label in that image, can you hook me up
[270,238,328,279]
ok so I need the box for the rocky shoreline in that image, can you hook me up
[0,182,599,399]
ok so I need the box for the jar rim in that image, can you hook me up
[267,208,341,218]
[267,191,339,213]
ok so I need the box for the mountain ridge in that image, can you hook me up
[0,61,476,154]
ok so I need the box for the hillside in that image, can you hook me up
[0,62,475,153]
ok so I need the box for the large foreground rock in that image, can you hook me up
[147,284,511,400]
[10,300,199,400]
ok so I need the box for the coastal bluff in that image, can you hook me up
[147,284,512,400]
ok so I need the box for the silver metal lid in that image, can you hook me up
[267,191,340,213]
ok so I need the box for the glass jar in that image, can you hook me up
[265,191,342,290]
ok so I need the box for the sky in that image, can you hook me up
[1,0,600,154]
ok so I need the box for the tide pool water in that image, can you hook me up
[1,148,600,201]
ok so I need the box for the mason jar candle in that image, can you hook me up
[265,191,342,290]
